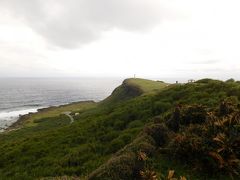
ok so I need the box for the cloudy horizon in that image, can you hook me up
[0,0,240,80]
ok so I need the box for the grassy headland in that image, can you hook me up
[0,78,239,179]
[125,78,169,94]
[7,101,96,131]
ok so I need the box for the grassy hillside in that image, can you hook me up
[7,101,96,131]
[125,78,169,94]
[0,78,239,179]
[102,78,168,104]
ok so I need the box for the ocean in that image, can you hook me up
[0,77,123,130]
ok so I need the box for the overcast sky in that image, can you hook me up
[0,0,240,80]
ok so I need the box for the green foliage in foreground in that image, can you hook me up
[90,99,240,180]
[0,78,240,179]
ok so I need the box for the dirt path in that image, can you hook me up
[63,112,74,124]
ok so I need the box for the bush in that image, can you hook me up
[166,100,240,176]
[226,78,235,83]
[113,120,126,130]
[219,97,238,116]
[166,104,207,132]
[118,134,156,156]
[152,101,171,115]
[107,139,125,153]
[167,131,206,162]
[180,104,207,125]
[100,131,119,143]
[119,133,132,144]
[127,120,144,129]
[144,124,169,147]
[196,78,217,84]
[88,152,138,180]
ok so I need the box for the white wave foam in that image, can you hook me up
[0,108,40,131]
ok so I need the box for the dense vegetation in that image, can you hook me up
[0,78,239,179]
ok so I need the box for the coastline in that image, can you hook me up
[5,100,96,132]
[0,108,40,132]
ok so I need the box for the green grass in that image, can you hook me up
[7,101,96,130]
[102,78,168,105]
[126,78,168,94]
[0,78,239,179]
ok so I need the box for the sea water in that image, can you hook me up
[0,77,123,130]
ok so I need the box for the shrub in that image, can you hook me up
[152,101,171,115]
[113,120,126,130]
[196,78,217,84]
[116,133,133,145]
[107,139,125,153]
[166,100,240,176]
[127,120,144,129]
[166,106,181,132]
[180,104,207,125]
[166,104,207,132]
[88,152,138,180]
[219,97,238,116]
[100,131,119,143]
[144,124,169,147]
[167,132,206,163]
[226,78,235,83]
[140,169,158,180]
[116,134,156,156]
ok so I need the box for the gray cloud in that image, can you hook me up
[0,0,161,48]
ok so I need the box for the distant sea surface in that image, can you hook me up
[0,78,123,130]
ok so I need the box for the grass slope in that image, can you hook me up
[126,78,169,94]
[102,78,168,105]
[0,78,239,179]
[7,101,96,130]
